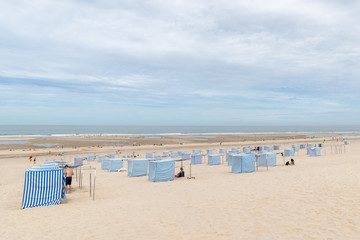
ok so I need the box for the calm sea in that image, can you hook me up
[0,125,360,137]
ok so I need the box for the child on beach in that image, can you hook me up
[175,167,185,178]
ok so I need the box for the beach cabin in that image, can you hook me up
[231,154,256,173]
[284,149,295,157]
[41,161,59,167]
[232,147,238,152]
[257,152,277,167]
[307,144,314,155]
[206,149,213,155]
[171,151,179,158]
[87,155,95,161]
[148,159,175,182]
[107,153,115,159]
[226,151,238,166]
[31,165,59,171]
[292,145,299,152]
[309,147,321,157]
[162,151,170,157]
[74,157,83,166]
[178,151,185,156]
[21,168,65,209]
[152,155,162,160]
[300,144,306,149]
[191,154,203,164]
[263,146,272,152]
[219,148,226,155]
[192,149,200,155]
[97,155,106,163]
[273,145,280,150]
[128,159,149,177]
[146,152,153,158]
[243,147,251,154]
[181,153,191,160]
[101,158,111,170]
[208,154,221,165]
[108,159,123,172]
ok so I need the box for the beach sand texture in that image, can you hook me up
[0,138,359,240]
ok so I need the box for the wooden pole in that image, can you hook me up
[93,173,96,200]
[187,161,195,179]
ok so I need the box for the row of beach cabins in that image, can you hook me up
[21,140,350,209]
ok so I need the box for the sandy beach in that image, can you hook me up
[1,134,359,239]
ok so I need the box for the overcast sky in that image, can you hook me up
[0,0,359,125]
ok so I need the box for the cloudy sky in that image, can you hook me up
[0,0,359,125]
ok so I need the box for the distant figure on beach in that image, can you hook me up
[65,165,74,193]
[175,167,185,178]
[33,157,36,164]
[29,156,32,162]
[286,159,295,166]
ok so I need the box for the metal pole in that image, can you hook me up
[90,172,92,197]
[187,161,195,179]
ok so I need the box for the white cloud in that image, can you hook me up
[0,0,360,124]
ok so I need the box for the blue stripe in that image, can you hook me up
[21,169,64,209]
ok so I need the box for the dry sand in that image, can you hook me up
[0,135,359,240]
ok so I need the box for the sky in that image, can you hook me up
[0,0,360,126]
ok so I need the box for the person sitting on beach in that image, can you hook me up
[291,159,295,165]
[65,165,74,193]
[175,167,185,178]
[285,161,290,166]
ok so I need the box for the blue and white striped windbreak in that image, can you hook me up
[21,168,66,209]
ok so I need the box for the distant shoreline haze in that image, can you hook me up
[0,125,360,136]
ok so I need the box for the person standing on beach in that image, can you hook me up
[29,156,32,162]
[33,157,36,164]
[64,165,74,194]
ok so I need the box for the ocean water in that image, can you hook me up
[0,125,360,137]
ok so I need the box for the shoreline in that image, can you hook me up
[0,132,356,159]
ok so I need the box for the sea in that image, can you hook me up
[0,125,360,137]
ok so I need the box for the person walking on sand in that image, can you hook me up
[64,165,74,194]
[33,157,36,164]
